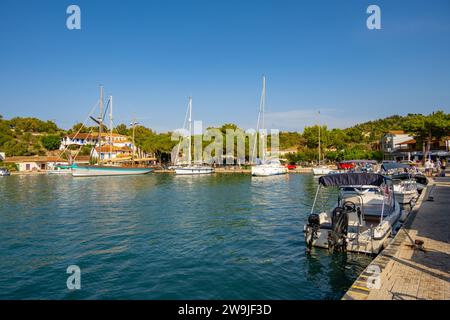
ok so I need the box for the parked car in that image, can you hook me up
[287,164,296,170]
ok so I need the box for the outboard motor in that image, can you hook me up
[305,213,321,253]
[327,201,355,252]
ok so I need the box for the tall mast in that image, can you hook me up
[261,76,266,162]
[109,95,113,162]
[188,97,192,165]
[98,85,103,165]
[252,75,266,163]
[318,111,321,165]
[131,117,137,165]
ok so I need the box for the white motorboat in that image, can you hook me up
[47,164,73,175]
[312,166,333,176]
[251,159,288,176]
[304,173,401,254]
[382,164,428,195]
[0,168,11,176]
[173,97,214,175]
[250,76,287,177]
[175,166,214,175]
[392,179,419,205]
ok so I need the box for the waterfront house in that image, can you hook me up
[381,131,450,161]
[60,132,133,150]
[91,145,133,160]
[3,155,90,172]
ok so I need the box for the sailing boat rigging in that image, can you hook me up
[71,86,153,177]
[251,76,287,177]
[174,97,214,175]
[312,111,332,176]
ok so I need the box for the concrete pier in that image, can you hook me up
[343,177,450,300]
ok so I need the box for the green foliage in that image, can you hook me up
[2,140,29,156]
[8,117,59,133]
[67,122,107,134]
[115,123,129,135]
[285,148,317,163]
[0,161,18,172]
[401,111,450,160]
[141,132,177,162]
[79,145,92,156]
[0,111,447,163]
[41,135,61,151]
[279,131,304,150]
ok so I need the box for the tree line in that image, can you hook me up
[0,111,448,164]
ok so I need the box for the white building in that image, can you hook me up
[381,130,414,153]
[60,132,133,150]
[3,156,90,172]
[91,145,133,160]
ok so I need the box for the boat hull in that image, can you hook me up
[174,166,214,175]
[394,190,419,204]
[305,199,401,254]
[251,165,287,176]
[48,170,72,175]
[72,166,153,177]
[312,167,333,175]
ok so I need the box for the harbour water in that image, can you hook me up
[0,174,371,299]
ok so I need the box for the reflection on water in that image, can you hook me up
[0,174,371,299]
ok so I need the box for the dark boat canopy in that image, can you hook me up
[381,162,410,171]
[319,173,387,187]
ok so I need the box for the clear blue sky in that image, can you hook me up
[0,0,449,132]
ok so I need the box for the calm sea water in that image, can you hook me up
[0,173,371,299]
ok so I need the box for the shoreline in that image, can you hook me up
[342,177,450,300]
[7,168,314,175]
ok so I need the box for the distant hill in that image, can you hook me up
[0,116,63,157]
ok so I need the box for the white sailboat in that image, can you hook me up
[174,97,214,175]
[251,76,287,177]
[312,111,332,176]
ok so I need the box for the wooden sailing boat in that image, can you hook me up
[72,86,153,177]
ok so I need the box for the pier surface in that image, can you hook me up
[343,177,450,300]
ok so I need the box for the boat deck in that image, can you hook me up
[343,177,450,300]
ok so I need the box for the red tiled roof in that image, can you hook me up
[401,139,417,145]
[66,132,128,139]
[95,145,132,153]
